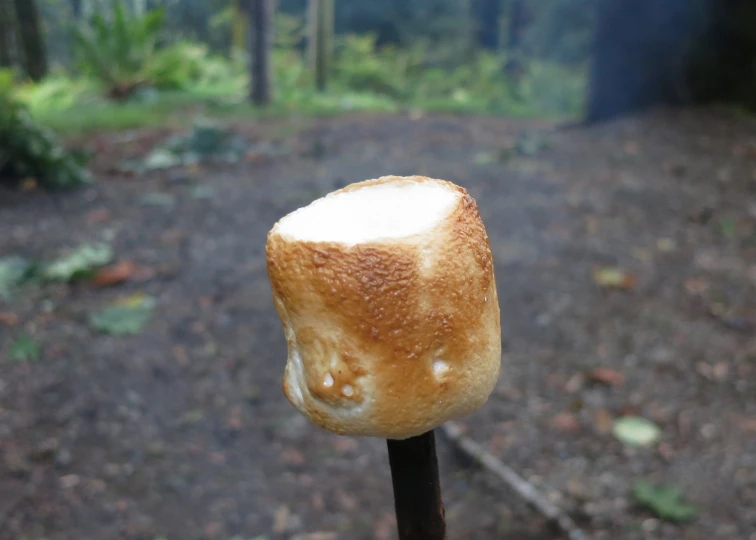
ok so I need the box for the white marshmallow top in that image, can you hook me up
[275,181,459,245]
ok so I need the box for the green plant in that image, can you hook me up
[71,1,166,99]
[147,41,247,96]
[633,481,697,522]
[0,69,91,189]
[10,335,41,363]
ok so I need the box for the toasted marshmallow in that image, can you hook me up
[266,176,501,439]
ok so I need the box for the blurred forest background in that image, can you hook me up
[1,2,756,539]
[2,0,756,188]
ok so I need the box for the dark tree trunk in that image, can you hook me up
[0,0,14,67]
[689,0,756,108]
[587,0,756,122]
[70,0,82,19]
[249,0,274,106]
[13,0,47,80]
[504,0,526,78]
[309,0,334,92]
[473,0,500,50]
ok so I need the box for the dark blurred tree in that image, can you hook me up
[472,0,500,50]
[0,0,14,67]
[588,0,756,122]
[70,0,83,19]
[309,0,334,91]
[504,0,526,78]
[523,0,596,64]
[13,0,48,80]
[249,0,274,105]
[689,0,756,109]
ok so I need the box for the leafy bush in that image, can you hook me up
[334,35,415,98]
[15,72,100,114]
[0,69,91,189]
[148,42,247,96]
[71,1,165,99]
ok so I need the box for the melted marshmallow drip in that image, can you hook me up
[276,181,458,245]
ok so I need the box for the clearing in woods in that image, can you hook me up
[0,110,754,539]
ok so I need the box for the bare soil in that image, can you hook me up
[1,109,755,540]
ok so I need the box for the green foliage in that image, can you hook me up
[44,243,113,282]
[10,335,41,363]
[633,481,697,522]
[147,41,247,95]
[91,294,156,336]
[0,256,33,299]
[0,69,91,189]
[71,1,166,99]
[333,35,414,98]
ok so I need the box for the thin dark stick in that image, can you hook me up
[441,422,588,540]
[386,430,446,540]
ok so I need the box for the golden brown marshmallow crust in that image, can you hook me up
[265,175,501,439]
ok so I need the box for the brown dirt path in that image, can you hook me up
[0,110,755,540]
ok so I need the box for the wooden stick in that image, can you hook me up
[386,430,447,540]
[441,422,588,540]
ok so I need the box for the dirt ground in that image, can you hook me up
[1,110,755,540]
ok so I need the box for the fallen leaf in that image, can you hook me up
[282,448,305,466]
[10,335,40,363]
[593,408,614,435]
[593,267,636,290]
[86,208,111,224]
[633,481,697,522]
[21,178,37,191]
[91,261,137,287]
[684,278,709,296]
[172,346,190,366]
[736,416,756,433]
[717,218,737,239]
[330,437,358,454]
[336,489,358,511]
[565,373,584,393]
[90,294,156,335]
[588,367,625,386]
[143,149,182,170]
[45,243,113,282]
[0,312,19,326]
[550,412,580,433]
[273,505,291,534]
[60,474,80,489]
[0,256,32,298]
[656,238,677,252]
[613,416,661,447]
[190,185,215,200]
[227,406,243,431]
[141,193,176,207]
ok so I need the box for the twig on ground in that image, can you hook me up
[441,421,588,540]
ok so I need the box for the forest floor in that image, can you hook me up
[1,109,755,540]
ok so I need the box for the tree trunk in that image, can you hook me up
[689,0,756,108]
[474,0,500,50]
[13,0,48,80]
[0,0,14,67]
[309,0,334,92]
[70,0,82,19]
[504,0,526,78]
[249,0,274,106]
[232,0,247,55]
[587,0,702,122]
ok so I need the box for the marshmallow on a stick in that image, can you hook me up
[266,176,501,439]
